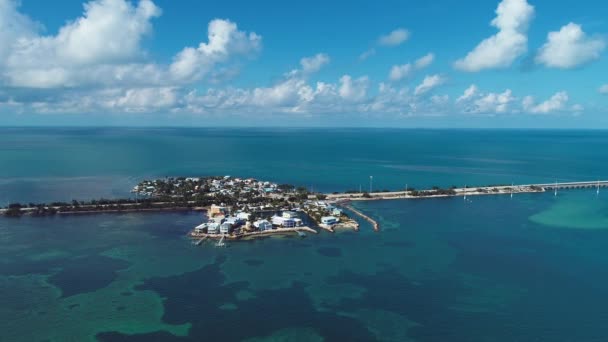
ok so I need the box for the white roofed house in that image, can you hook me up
[236,212,251,221]
[272,215,296,228]
[207,222,220,234]
[220,222,232,234]
[321,216,339,225]
[253,219,273,231]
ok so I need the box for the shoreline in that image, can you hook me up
[189,226,318,240]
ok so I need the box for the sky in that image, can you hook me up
[0,0,607,127]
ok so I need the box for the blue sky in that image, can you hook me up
[0,0,607,127]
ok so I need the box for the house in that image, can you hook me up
[193,222,207,234]
[272,215,296,228]
[207,222,220,234]
[236,212,251,220]
[220,222,232,234]
[224,216,244,226]
[254,219,273,231]
[321,216,339,225]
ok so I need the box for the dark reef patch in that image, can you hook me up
[47,255,129,298]
[97,257,375,342]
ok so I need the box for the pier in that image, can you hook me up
[342,205,380,232]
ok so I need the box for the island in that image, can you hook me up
[2,175,607,244]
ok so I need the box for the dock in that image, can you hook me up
[193,236,208,246]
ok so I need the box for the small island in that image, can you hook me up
[2,175,606,244]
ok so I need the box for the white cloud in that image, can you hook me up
[169,18,261,82]
[389,64,413,81]
[4,0,162,88]
[414,53,435,69]
[414,74,445,96]
[359,48,376,61]
[456,86,515,114]
[536,23,606,69]
[523,91,569,113]
[475,89,514,113]
[378,28,410,46]
[454,0,534,72]
[388,53,434,82]
[103,87,178,112]
[299,53,330,74]
[457,84,479,103]
[339,75,369,101]
[600,84,608,94]
[0,1,261,88]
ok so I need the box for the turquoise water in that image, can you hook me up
[2,128,608,341]
[2,128,608,202]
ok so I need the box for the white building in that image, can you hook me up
[321,216,339,225]
[237,212,251,220]
[193,222,207,234]
[254,219,273,231]
[207,222,220,234]
[272,215,296,228]
[224,216,244,226]
[220,222,232,234]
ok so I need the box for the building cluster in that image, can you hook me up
[131,175,283,199]
[193,205,308,236]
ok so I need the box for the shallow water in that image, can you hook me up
[2,190,608,341]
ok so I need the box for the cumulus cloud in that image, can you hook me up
[414,74,445,96]
[600,84,608,94]
[378,28,410,46]
[389,64,413,81]
[359,48,376,61]
[339,75,370,101]
[454,0,534,72]
[522,91,569,113]
[0,0,261,88]
[456,85,515,114]
[299,53,330,74]
[414,53,435,69]
[388,53,434,81]
[536,23,606,69]
[474,90,515,113]
[103,87,178,112]
[169,18,261,82]
[456,84,479,103]
[4,0,162,87]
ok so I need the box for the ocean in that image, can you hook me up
[1,128,608,341]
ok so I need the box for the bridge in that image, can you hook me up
[527,181,608,189]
